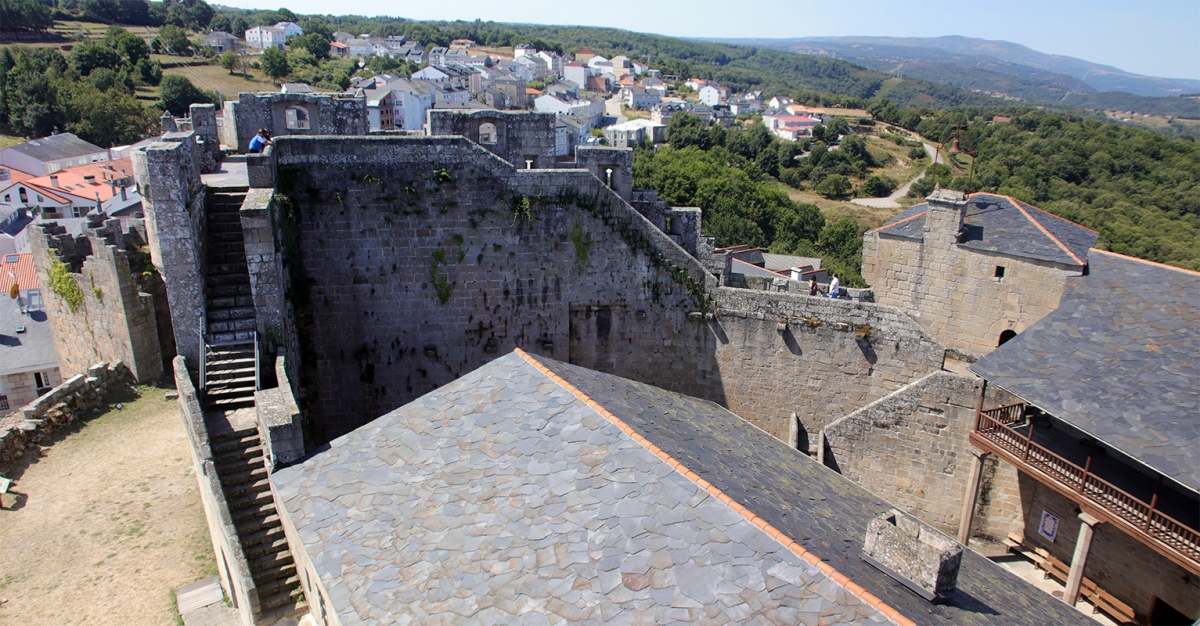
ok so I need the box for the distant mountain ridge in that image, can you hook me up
[704,35,1200,100]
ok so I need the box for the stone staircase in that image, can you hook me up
[211,428,306,620]
[201,187,306,623]
[204,189,257,410]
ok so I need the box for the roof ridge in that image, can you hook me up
[1003,197,1085,266]
[1090,248,1200,276]
[874,209,926,234]
[1013,197,1100,234]
[513,348,914,626]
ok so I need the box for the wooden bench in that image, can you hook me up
[1004,532,1137,624]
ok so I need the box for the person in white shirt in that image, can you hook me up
[828,272,840,299]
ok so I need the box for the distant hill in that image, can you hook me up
[704,35,1200,112]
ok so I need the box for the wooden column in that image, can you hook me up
[1064,511,1102,606]
[957,448,990,545]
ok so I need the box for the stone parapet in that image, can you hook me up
[255,353,303,470]
[0,361,133,472]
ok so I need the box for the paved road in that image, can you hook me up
[850,142,942,209]
[604,96,627,124]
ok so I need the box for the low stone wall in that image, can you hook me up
[174,355,260,626]
[256,353,304,470]
[0,362,133,472]
[820,370,1023,539]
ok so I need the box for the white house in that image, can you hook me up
[273,21,304,37]
[513,43,536,58]
[611,55,632,78]
[621,86,661,110]
[699,84,727,106]
[537,51,563,78]
[762,111,821,141]
[768,96,793,109]
[563,62,589,89]
[245,26,287,50]
[0,133,109,176]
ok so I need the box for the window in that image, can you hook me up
[18,188,27,203]
[4,254,18,263]
[478,122,498,144]
[994,266,1006,280]
[285,106,310,130]
[34,370,55,394]
[605,167,614,188]
[998,329,1017,346]
[72,206,87,218]
[3,194,9,203]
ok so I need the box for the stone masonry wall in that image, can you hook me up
[270,135,718,441]
[0,361,133,472]
[862,219,1078,356]
[710,288,946,445]
[29,217,165,383]
[821,371,1024,538]
[1,369,62,418]
[427,109,557,169]
[1021,476,1200,622]
[230,92,368,154]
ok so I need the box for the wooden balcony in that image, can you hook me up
[971,403,1200,575]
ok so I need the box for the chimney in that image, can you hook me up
[862,509,962,602]
[923,187,968,249]
[49,175,59,187]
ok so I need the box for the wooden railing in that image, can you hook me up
[974,404,1200,572]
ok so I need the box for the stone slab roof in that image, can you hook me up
[273,352,890,625]
[971,249,1200,492]
[537,356,1094,626]
[0,294,57,376]
[876,193,1098,267]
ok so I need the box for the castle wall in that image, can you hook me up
[269,136,718,441]
[821,371,1024,539]
[862,223,1077,356]
[1021,476,1200,623]
[231,93,368,154]
[427,109,557,169]
[29,219,165,383]
[710,288,946,446]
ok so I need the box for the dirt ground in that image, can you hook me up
[0,386,216,626]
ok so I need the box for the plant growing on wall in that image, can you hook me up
[570,214,593,272]
[49,258,84,312]
[434,167,454,185]
[430,247,454,305]
[89,271,103,302]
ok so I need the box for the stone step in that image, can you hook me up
[260,591,306,620]
[243,534,289,561]
[204,358,255,373]
[208,295,254,309]
[207,308,256,324]
[205,283,252,298]
[206,272,250,287]
[223,477,270,500]
[238,512,281,535]
[208,263,250,277]
[207,241,247,254]
[206,368,257,385]
[207,210,242,222]
[206,395,256,409]
[250,551,294,578]
[206,221,243,234]
[214,443,264,465]
[239,519,284,551]
[211,427,259,444]
[207,318,257,334]
[231,500,277,527]
[208,231,245,244]
[207,374,257,390]
[257,575,303,610]
[207,251,248,266]
[222,465,269,489]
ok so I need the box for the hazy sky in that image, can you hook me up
[235,0,1200,80]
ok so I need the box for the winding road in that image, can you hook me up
[851,142,943,209]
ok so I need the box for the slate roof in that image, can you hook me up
[762,253,821,272]
[275,351,1090,625]
[273,352,891,625]
[732,258,786,279]
[0,294,57,376]
[970,249,1200,492]
[538,356,1093,626]
[1,133,106,163]
[875,193,1099,267]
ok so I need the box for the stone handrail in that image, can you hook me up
[174,355,261,624]
[255,352,304,471]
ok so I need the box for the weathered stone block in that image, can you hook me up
[863,509,962,600]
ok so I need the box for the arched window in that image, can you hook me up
[285,106,310,130]
[604,167,613,188]
[479,122,498,144]
[998,329,1017,346]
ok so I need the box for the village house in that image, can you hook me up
[245,26,287,50]
[572,47,597,64]
[699,83,730,106]
[0,159,140,253]
[762,109,822,141]
[272,21,303,38]
[0,133,109,176]
[603,118,666,147]
[0,252,59,416]
[202,31,241,54]
[620,85,661,109]
[448,38,476,50]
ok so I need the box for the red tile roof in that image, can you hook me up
[0,252,38,292]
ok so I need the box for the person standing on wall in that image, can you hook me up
[828,272,840,299]
[809,275,819,296]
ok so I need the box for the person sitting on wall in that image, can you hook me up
[828,272,840,299]
[248,129,272,153]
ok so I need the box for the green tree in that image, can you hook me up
[219,50,238,74]
[70,41,122,76]
[862,175,894,198]
[259,47,290,80]
[0,0,53,32]
[907,145,927,160]
[156,25,191,55]
[290,32,330,61]
[666,112,711,150]
[815,173,851,198]
[157,74,211,115]
[826,116,850,139]
[60,82,149,147]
